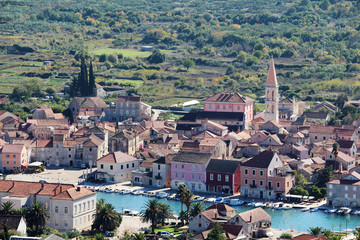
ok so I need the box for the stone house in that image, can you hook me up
[240,150,294,200]
[227,207,271,238]
[106,96,151,122]
[152,154,175,188]
[189,203,237,234]
[199,138,227,159]
[327,172,360,207]
[68,97,108,119]
[96,151,141,183]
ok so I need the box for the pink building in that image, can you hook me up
[204,93,254,126]
[240,150,294,200]
[171,151,212,192]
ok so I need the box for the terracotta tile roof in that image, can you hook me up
[291,234,331,240]
[237,207,271,223]
[1,144,25,153]
[204,120,228,130]
[97,151,138,164]
[51,187,96,200]
[27,119,68,127]
[200,138,221,147]
[206,203,236,215]
[309,126,336,134]
[83,134,103,147]
[36,139,53,148]
[73,97,108,108]
[0,180,15,192]
[205,92,254,104]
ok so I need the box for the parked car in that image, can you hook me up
[158,231,174,237]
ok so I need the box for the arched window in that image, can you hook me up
[272,91,275,100]
[272,105,274,113]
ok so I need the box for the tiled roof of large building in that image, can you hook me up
[205,92,254,104]
[73,97,108,108]
[291,234,331,240]
[172,151,212,164]
[51,187,95,200]
[97,151,138,164]
[1,144,25,153]
[206,159,241,174]
[0,180,75,197]
[302,112,329,119]
[237,207,271,223]
[242,150,276,168]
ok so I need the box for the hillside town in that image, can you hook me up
[0,58,359,239]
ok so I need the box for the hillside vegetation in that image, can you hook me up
[0,0,360,106]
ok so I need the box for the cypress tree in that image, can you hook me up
[88,61,95,96]
[79,57,88,96]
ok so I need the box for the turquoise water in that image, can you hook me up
[98,192,359,232]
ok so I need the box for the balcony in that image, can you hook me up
[154,175,162,180]
[250,184,257,188]
[267,186,273,190]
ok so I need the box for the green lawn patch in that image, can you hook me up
[154,225,185,234]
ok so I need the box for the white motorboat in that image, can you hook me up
[282,204,293,210]
[205,198,216,203]
[310,207,318,212]
[273,203,283,210]
[228,199,244,206]
[329,209,337,213]
[247,202,256,207]
[157,192,168,198]
[301,207,310,212]
[132,190,143,195]
[223,198,231,204]
[342,207,351,215]
[193,196,205,202]
[215,197,224,204]
[254,202,266,208]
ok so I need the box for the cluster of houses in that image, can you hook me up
[0,59,359,235]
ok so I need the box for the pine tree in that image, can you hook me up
[88,61,95,96]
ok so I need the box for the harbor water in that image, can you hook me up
[98,192,359,232]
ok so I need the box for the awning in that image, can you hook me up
[22,162,29,167]
[29,162,43,167]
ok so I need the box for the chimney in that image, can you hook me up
[222,154,225,160]
[250,214,252,223]
[215,213,218,219]
[54,189,57,195]
[60,186,63,193]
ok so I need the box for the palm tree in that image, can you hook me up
[308,227,323,236]
[92,199,122,232]
[130,232,146,240]
[157,202,174,226]
[183,189,193,224]
[189,202,204,219]
[177,183,188,225]
[25,202,50,236]
[140,199,160,233]
[0,201,14,215]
